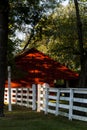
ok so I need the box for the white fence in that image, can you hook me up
[37,84,87,122]
[4,84,36,110]
[4,83,87,122]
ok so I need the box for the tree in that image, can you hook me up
[30,3,81,70]
[8,0,59,52]
[74,0,87,87]
[0,0,9,117]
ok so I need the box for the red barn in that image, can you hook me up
[7,48,78,88]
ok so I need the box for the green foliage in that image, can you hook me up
[9,0,59,38]
[33,2,86,71]
[8,0,60,56]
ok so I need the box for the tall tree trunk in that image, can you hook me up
[74,0,87,87]
[0,0,9,117]
[79,55,87,87]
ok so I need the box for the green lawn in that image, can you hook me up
[0,105,87,130]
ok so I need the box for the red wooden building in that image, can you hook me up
[7,48,79,88]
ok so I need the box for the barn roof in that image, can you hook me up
[7,48,79,88]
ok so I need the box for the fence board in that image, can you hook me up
[73,115,87,122]
[73,106,87,112]
[73,98,87,103]
[59,104,69,109]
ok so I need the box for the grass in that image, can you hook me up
[0,105,87,130]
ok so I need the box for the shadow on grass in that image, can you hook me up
[0,105,87,130]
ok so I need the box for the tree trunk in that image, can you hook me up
[74,0,87,87]
[0,0,8,117]
[79,54,87,87]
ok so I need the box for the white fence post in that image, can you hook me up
[69,89,74,120]
[8,66,12,111]
[55,89,60,116]
[43,83,50,115]
[15,88,18,104]
[37,84,42,112]
[27,88,29,108]
[21,88,23,106]
[11,89,14,104]
[44,87,49,114]
[32,84,36,110]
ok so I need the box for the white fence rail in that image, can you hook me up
[4,84,36,110]
[4,83,87,122]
